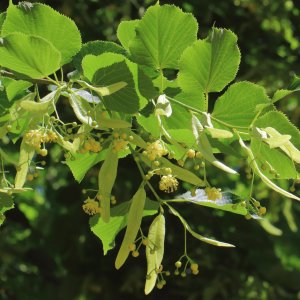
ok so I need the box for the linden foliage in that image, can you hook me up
[0,1,300,294]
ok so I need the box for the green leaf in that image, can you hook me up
[136,114,161,138]
[272,89,295,103]
[171,189,248,215]
[66,150,107,182]
[90,199,159,255]
[0,12,6,32]
[0,192,14,226]
[212,82,270,128]
[0,33,60,79]
[173,91,206,112]
[2,2,81,65]
[178,28,240,93]
[73,41,126,73]
[66,147,131,183]
[288,74,300,90]
[82,53,139,113]
[145,214,165,295]
[129,4,198,69]
[115,186,146,269]
[5,79,32,101]
[117,20,140,51]
[0,33,61,79]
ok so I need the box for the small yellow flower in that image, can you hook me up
[205,187,222,201]
[146,140,168,161]
[24,130,43,149]
[82,138,102,153]
[82,198,101,215]
[159,175,179,193]
[112,138,128,152]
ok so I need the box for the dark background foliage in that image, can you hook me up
[0,1,300,299]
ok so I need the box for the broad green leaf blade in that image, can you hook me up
[2,2,81,65]
[288,74,300,90]
[90,199,159,255]
[172,91,206,113]
[66,147,130,183]
[66,150,108,183]
[145,214,165,295]
[0,12,6,31]
[272,89,295,103]
[129,4,198,69]
[15,139,35,189]
[172,189,247,215]
[168,204,235,247]
[82,53,139,113]
[117,20,140,51]
[136,114,161,138]
[0,33,61,79]
[178,28,240,93]
[212,82,270,128]
[115,186,146,269]
[98,148,119,222]
[3,78,32,101]
[73,41,126,73]
[0,192,14,226]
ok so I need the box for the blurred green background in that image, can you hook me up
[0,0,300,299]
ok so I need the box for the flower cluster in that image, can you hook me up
[159,175,179,193]
[205,187,222,201]
[80,138,102,153]
[112,132,132,153]
[112,138,129,152]
[24,129,57,150]
[144,140,168,161]
[82,198,101,215]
